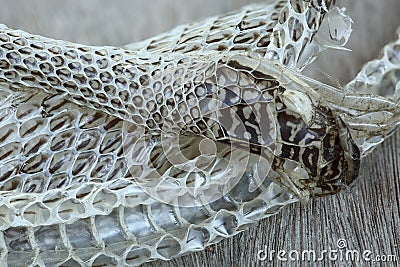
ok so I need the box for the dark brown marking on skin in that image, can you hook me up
[280,144,300,161]
[322,131,341,162]
[319,156,342,182]
[277,111,307,143]
[302,146,319,177]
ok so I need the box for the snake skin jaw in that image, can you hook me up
[225,56,362,201]
[0,0,398,266]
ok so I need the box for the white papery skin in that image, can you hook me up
[346,28,400,100]
[341,28,400,154]
[0,0,398,266]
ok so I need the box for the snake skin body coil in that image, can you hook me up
[0,0,399,266]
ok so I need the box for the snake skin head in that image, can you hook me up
[218,56,361,202]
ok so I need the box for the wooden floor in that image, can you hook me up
[0,1,399,266]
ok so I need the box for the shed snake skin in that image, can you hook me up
[0,0,399,266]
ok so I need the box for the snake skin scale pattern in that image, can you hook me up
[0,0,398,266]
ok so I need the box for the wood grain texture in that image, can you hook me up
[0,1,398,266]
